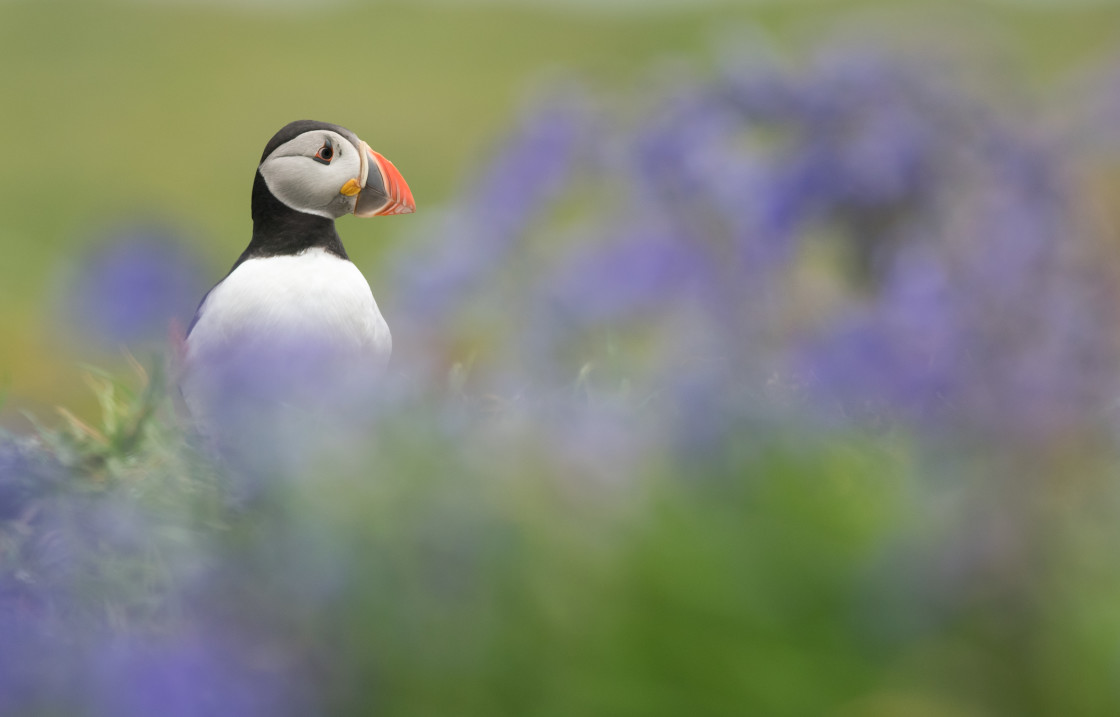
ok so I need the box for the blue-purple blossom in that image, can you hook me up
[88,632,314,717]
[0,434,66,521]
[180,332,390,493]
[62,224,208,345]
[394,93,591,322]
[386,51,1118,439]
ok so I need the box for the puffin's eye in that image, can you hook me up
[313,143,334,165]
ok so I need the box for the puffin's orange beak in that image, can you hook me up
[353,141,415,217]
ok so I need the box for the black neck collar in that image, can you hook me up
[232,170,349,270]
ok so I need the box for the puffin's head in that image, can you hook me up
[256,120,415,220]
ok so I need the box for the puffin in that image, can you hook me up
[179,120,414,423]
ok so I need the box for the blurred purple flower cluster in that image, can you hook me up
[0,620,312,717]
[60,223,208,346]
[0,437,319,717]
[389,53,1119,440]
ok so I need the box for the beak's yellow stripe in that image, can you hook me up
[339,178,362,197]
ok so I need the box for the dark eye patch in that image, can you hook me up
[313,141,334,165]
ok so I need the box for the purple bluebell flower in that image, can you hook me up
[88,631,315,717]
[543,225,705,326]
[394,92,591,322]
[0,612,62,716]
[0,434,66,521]
[61,223,208,346]
[181,336,383,491]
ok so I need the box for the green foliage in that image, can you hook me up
[6,360,1120,715]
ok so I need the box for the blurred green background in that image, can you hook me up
[2,0,1120,423]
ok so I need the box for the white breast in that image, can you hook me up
[180,247,391,421]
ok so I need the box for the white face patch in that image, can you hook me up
[258,130,362,219]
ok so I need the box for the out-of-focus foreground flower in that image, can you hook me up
[58,224,208,347]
